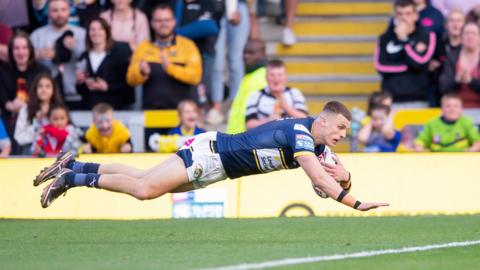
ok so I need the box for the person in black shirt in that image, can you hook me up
[76,17,134,110]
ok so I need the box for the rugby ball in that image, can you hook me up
[313,146,337,198]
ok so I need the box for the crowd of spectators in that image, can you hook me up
[1,0,480,157]
[1,0,277,157]
[373,0,480,153]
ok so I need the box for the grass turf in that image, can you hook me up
[0,215,479,270]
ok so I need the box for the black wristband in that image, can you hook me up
[347,171,351,181]
[336,190,347,202]
[353,201,361,209]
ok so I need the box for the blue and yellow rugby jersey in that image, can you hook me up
[216,117,325,179]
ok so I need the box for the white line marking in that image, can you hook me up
[197,240,480,270]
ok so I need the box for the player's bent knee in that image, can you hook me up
[133,184,165,200]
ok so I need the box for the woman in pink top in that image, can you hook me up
[440,22,480,108]
[100,0,150,50]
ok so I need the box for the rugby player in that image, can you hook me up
[36,101,388,211]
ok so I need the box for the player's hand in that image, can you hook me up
[356,202,389,211]
[320,155,349,182]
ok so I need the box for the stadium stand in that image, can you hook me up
[264,1,391,116]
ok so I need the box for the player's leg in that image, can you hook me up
[97,155,189,199]
[34,152,153,186]
[97,163,150,178]
[40,155,190,208]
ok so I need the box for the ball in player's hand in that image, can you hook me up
[312,183,329,198]
[313,146,337,198]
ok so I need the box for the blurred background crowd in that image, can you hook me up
[1,0,480,158]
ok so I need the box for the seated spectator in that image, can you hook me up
[168,100,205,136]
[357,104,401,152]
[83,103,132,153]
[15,73,64,155]
[375,0,436,109]
[126,4,202,109]
[0,117,11,158]
[209,0,249,125]
[149,99,206,153]
[30,0,86,109]
[227,39,267,134]
[414,93,480,152]
[76,17,134,110]
[363,92,394,125]
[33,104,82,157]
[0,22,12,62]
[245,59,308,130]
[350,92,394,152]
[0,31,50,154]
[439,22,480,108]
[101,0,150,50]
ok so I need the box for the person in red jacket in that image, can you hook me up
[34,104,75,157]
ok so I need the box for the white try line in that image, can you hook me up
[197,240,480,270]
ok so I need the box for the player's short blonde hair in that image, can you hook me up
[322,101,352,121]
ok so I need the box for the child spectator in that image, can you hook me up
[149,100,205,153]
[0,118,11,158]
[414,93,480,152]
[357,104,402,152]
[168,100,205,136]
[34,104,82,157]
[15,73,64,155]
[83,102,132,153]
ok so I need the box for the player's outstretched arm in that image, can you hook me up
[296,155,389,211]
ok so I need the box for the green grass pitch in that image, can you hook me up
[1,215,479,270]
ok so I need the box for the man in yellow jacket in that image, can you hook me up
[127,4,202,109]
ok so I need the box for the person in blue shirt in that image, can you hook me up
[36,101,388,212]
[168,100,205,137]
[358,104,402,152]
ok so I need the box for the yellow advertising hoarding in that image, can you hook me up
[0,153,479,219]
